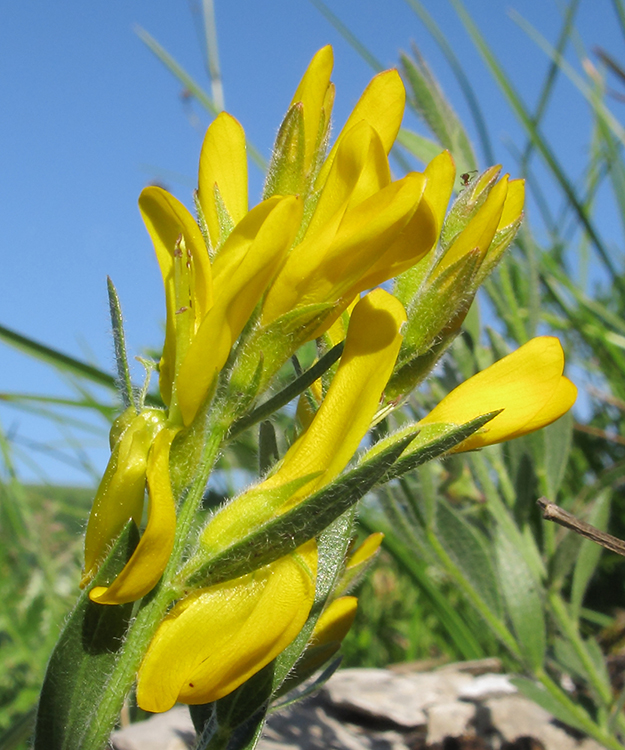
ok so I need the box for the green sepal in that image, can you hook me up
[213,183,235,251]
[439,165,501,252]
[475,215,524,285]
[400,249,481,360]
[263,102,306,199]
[107,277,138,413]
[385,334,457,400]
[33,522,139,750]
[193,189,214,261]
[228,302,336,400]
[186,430,418,587]
[369,412,500,483]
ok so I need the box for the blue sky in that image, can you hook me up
[1,0,623,483]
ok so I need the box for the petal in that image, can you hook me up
[262,173,424,325]
[317,69,405,188]
[201,290,406,553]
[139,187,212,406]
[423,150,456,235]
[419,337,576,451]
[198,113,248,250]
[268,289,406,498]
[136,540,317,712]
[290,45,334,172]
[311,596,358,647]
[355,153,455,291]
[497,178,525,230]
[89,427,179,605]
[82,410,166,586]
[352,178,437,291]
[305,121,391,241]
[347,532,384,569]
[436,176,509,275]
[176,195,303,425]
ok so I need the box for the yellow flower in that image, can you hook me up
[137,539,318,712]
[419,336,577,452]
[140,186,302,426]
[135,290,406,710]
[260,68,439,334]
[201,288,407,554]
[89,426,180,605]
[81,408,166,589]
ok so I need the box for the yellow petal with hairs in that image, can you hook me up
[419,337,576,452]
[262,173,424,326]
[311,596,358,647]
[90,427,179,605]
[317,69,405,187]
[139,187,212,406]
[82,409,166,586]
[266,289,406,498]
[136,539,317,712]
[176,195,303,425]
[436,176,509,275]
[347,532,384,569]
[198,112,248,250]
[497,178,525,230]
[305,121,391,240]
[202,289,406,553]
[422,150,456,234]
[289,45,334,172]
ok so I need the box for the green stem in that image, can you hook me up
[548,591,614,708]
[81,412,228,750]
[80,585,176,749]
[535,668,624,750]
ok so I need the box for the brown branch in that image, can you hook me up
[537,497,625,557]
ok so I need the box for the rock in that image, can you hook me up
[110,665,609,750]
[426,700,476,745]
[111,706,194,750]
[486,695,605,750]
[324,667,473,727]
[457,673,517,701]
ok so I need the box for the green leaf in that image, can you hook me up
[436,499,503,617]
[571,489,612,618]
[396,128,446,165]
[229,339,344,439]
[187,430,418,587]
[33,523,139,750]
[542,409,574,499]
[495,527,545,670]
[383,412,500,481]
[399,49,476,174]
[511,676,594,735]
[107,277,137,413]
[272,508,356,690]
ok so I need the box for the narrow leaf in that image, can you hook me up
[33,523,139,750]
[495,527,545,669]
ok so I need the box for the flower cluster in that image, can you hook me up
[80,45,576,714]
